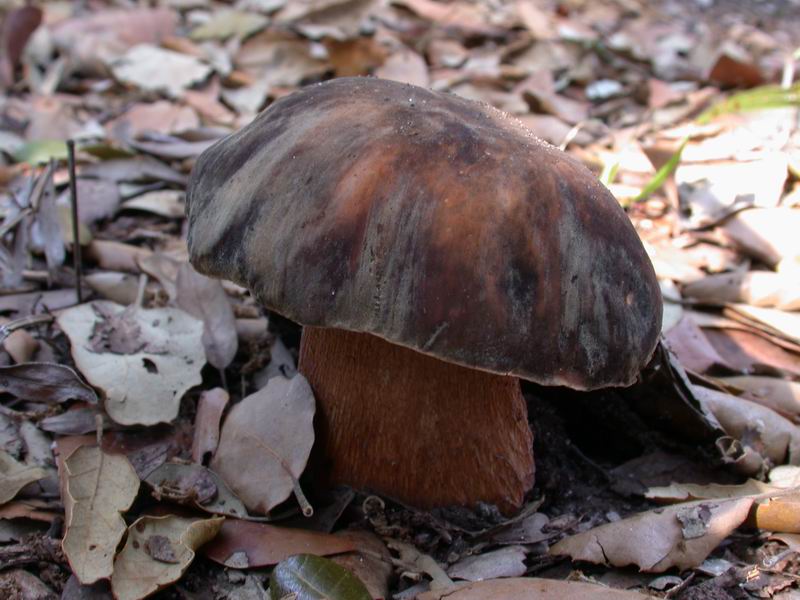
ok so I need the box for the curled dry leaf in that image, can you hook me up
[0,450,48,504]
[550,496,755,572]
[210,375,315,515]
[56,301,205,426]
[191,387,230,464]
[695,385,800,470]
[719,376,800,422]
[0,363,98,405]
[269,554,371,600]
[62,446,139,585]
[111,515,223,600]
[176,263,238,370]
[646,478,800,535]
[203,518,356,568]
[144,462,248,518]
[418,578,652,599]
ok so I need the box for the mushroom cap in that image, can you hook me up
[187,77,662,390]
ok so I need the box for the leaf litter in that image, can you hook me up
[2,0,800,597]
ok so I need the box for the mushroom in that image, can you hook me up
[186,77,662,513]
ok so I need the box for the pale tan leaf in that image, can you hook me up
[111,515,223,600]
[122,190,185,219]
[210,375,315,514]
[419,578,651,599]
[374,48,429,87]
[190,10,269,41]
[683,271,800,311]
[0,450,47,505]
[62,446,139,585]
[175,264,238,370]
[144,462,247,518]
[86,240,153,274]
[84,271,141,305]
[720,376,800,422]
[721,208,800,268]
[723,304,800,346]
[447,546,528,581]
[646,480,779,502]
[110,45,212,98]
[107,101,200,139]
[694,385,800,470]
[203,519,357,568]
[56,301,205,426]
[192,388,230,464]
[550,496,755,572]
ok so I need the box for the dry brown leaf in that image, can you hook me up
[2,328,38,363]
[0,363,98,405]
[57,178,120,226]
[683,271,800,311]
[720,376,800,422]
[192,388,230,464]
[0,500,59,523]
[80,157,187,186]
[183,80,236,126]
[203,518,357,568]
[330,530,392,600]
[86,240,153,273]
[695,385,800,470]
[392,0,499,35]
[447,546,528,582]
[211,375,315,515]
[51,8,178,74]
[122,190,185,219]
[84,272,141,305]
[721,208,800,268]
[664,315,727,374]
[107,101,200,139]
[144,462,248,518]
[56,301,205,426]
[419,578,652,599]
[110,45,212,98]
[62,445,139,585]
[175,263,238,370]
[111,515,223,600]
[550,496,755,572]
[0,6,42,87]
[724,305,800,347]
[0,450,47,504]
[516,71,589,124]
[235,32,327,87]
[374,48,429,87]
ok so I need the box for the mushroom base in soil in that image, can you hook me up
[299,327,534,514]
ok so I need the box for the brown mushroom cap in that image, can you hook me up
[187,77,662,390]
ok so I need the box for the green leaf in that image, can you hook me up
[13,140,68,165]
[269,554,371,600]
[697,84,800,124]
[629,136,689,206]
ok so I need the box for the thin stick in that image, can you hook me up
[66,140,83,303]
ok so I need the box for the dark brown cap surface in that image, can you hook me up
[187,77,662,390]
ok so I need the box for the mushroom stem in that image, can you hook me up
[299,327,535,514]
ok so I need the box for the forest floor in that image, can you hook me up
[1,0,800,598]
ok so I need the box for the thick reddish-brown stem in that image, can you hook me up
[298,327,534,513]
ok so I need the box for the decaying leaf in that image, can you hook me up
[62,445,139,584]
[418,578,652,599]
[269,554,371,600]
[0,450,47,505]
[0,363,98,405]
[121,190,185,219]
[447,546,528,582]
[720,376,800,422]
[550,496,755,572]
[695,385,800,470]
[191,388,230,464]
[145,462,248,518]
[203,519,357,568]
[56,301,205,426]
[191,10,269,41]
[210,375,315,514]
[175,264,238,370]
[111,515,223,600]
